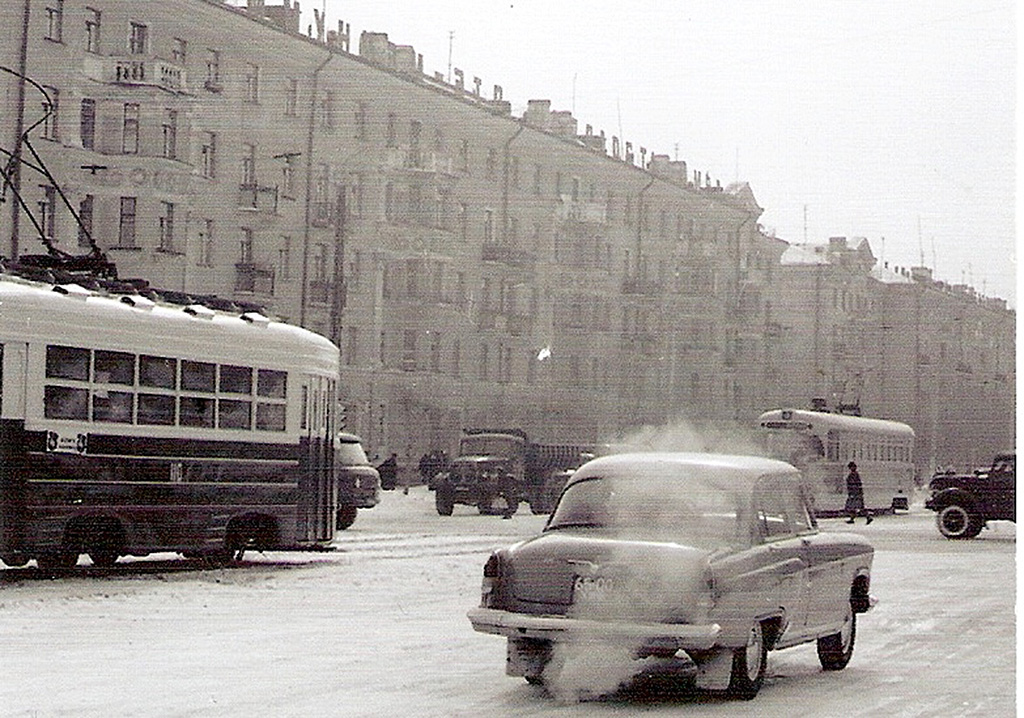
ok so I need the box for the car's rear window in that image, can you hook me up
[336,440,369,465]
[547,474,747,550]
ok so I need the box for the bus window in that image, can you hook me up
[93,390,133,423]
[257,369,287,398]
[44,385,88,420]
[826,430,839,461]
[181,360,215,392]
[180,396,214,427]
[219,365,253,395]
[256,402,286,431]
[46,345,89,380]
[140,355,177,388]
[217,398,251,429]
[138,393,175,425]
[94,350,135,385]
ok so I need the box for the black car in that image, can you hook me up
[924,453,1015,539]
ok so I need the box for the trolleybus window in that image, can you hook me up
[181,360,215,391]
[257,369,286,398]
[219,364,252,394]
[140,355,177,388]
[46,345,89,380]
[93,350,135,384]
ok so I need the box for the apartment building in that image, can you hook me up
[0,0,1011,468]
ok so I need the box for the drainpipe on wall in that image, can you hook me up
[300,50,334,327]
[635,176,655,280]
[500,124,524,243]
[7,0,32,259]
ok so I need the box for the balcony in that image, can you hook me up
[383,147,453,174]
[481,243,535,268]
[235,263,275,295]
[238,184,279,214]
[82,54,188,94]
[556,196,607,224]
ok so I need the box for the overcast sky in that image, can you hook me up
[299,1,1016,307]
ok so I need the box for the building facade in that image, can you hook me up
[0,0,1013,474]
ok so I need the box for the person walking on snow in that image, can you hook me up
[845,461,872,524]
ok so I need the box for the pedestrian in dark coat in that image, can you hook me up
[845,461,872,524]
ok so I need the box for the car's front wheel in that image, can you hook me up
[817,604,856,670]
[727,621,767,699]
[937,503,983,539]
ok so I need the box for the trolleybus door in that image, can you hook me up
[298,375,335,543]
[0,343,28,564]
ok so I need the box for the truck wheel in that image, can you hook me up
[937,503,983,539]
[727,621,767,700]
[435,486,454,516]
[336,504,358,530]
[817,604,856,670]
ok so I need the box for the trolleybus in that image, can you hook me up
[757,407,915,516]
[0,270,340,568]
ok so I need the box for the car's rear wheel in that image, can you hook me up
[335,504,358,530]
[937,503,983,539]
[727,621,767,699]
[817,604,856,670]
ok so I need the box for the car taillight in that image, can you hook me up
[481,553,501,607]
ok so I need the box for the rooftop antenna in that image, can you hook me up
[930,235,937,276]
[447,31,454,84]
[803,204,807,243]
[674,142,679,161]
[917,215,925,266]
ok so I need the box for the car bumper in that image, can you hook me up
[467,607,721,651]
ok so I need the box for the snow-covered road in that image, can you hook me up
[0,487,1015,717]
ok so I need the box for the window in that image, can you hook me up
[239,228,253,263]
[129,22,147,55]
[285,78,298,116]
[41,86,59,140]
[172,37,187,64]
[203,49,221,91]
[317,91,334,130]
[241,143,256,187]
[485,148,497,178]
[385,113,397,147]
[38,185,56,240]
[354,102,368,140]
[159,202,174,251]
[281,161,294,198]
[118,197,136,248]
[85,7,101,53]
[46,1,64,42]
[244,63,260,103]
[458,139,469,172]
[198,219,214,266]
[200,132,216,178]
[77,195,94,248]
[483,209,493,242]
[161,110,177,159]
[122,103,139,154]
[79,98,95,149]
[278,236,291,279]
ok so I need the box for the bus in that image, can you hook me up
[757,408,916,516]
[0,270,340,569]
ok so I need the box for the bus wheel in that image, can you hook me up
[0,553,30,568]
[88,549,119,568]
[37,551,78,570]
